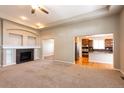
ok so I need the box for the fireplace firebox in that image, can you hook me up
[16,49,34,64]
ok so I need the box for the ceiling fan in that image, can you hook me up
[31,5,49,14]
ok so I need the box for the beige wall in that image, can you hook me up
[120,8,124,72]
[40,15,120,69]
[0,19,2,67]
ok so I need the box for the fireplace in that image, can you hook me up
[16,49,34,64]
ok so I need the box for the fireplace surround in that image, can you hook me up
[16,49,34,64]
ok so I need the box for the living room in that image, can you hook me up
[0,1,124,90]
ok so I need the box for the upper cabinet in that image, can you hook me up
[105,39,113,47]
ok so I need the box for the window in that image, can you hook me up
[28,36,36,46]
[93,39,105,49]
[9,33,22,46]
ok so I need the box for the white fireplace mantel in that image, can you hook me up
[3,45,40,49]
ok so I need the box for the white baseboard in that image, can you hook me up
[42,59,75,64]
[54,59,75,64]
[114,68,124,75]
[121,71,124,75]
[3,63,16,67]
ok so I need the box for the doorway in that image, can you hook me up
[42,39,54,60]
[75,33,113,69]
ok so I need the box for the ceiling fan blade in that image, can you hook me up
[39,7,49,14]
[31,9,35,14]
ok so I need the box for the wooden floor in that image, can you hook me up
[75,57,113,69]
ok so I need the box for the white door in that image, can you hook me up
[42,39,54,59]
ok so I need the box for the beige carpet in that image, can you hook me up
[0,60,124,88]
[44,55,54,60]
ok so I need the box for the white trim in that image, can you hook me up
[3,46,40,49]
[54,59,75,64]
[121,71,124,75]
[114,68,124,75]
[41,59,74,64]
[2,63,16,67]
[7,29,39,36]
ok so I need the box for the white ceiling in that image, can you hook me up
[0,5,122,30]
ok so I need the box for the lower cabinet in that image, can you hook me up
[34,49,40,60]
[3,49,16,66]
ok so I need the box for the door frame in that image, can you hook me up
[74,33,114,66]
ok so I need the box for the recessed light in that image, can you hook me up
[20,16,27,20]
[36,23,45,29]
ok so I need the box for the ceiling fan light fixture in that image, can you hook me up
[31,9,35,14]
[39,7,49,14]
[31,4,49,14]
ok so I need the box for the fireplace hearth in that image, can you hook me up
[16,49,34,64]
